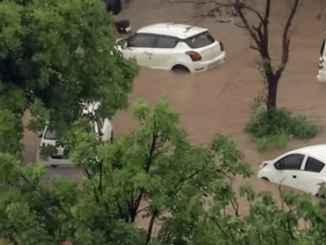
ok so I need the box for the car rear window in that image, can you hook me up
[304,157,325,173]
[185,31,215,49]
[44,129,57,140]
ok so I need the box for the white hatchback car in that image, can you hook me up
[36,102,113,167]
[117,23,226,72]
[258,145,326,196]
[317,31,326,82]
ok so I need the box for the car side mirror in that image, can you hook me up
[38,132,43,138]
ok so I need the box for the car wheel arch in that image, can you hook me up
[171,64,190,72]
[261,177,270,182]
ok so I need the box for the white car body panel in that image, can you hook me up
[117,23,226,72]
[122,46,155,67]
[258,145,326,195]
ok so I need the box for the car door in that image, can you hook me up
[273,153,305,190]
[300,156,326,194]
[150,35,179,69]
[123,33,157,67]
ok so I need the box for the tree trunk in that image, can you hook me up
[266,72,279,110]
[146,211,158,244]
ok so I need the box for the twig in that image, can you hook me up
[136,205,150,215]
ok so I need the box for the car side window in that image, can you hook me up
[304,157,325,173]
[127,34,157,48]
[155,35,178,48]
[274,154,304,170]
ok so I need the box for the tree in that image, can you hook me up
[172,0,300,110]
[66,97,252,244]
[1,97,326,245]
[0,0,137,154]
[0,97,253,244]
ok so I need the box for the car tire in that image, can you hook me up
[261,177,270,182]
[171,65,190,74]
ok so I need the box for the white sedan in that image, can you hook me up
[258,144,326,196]
[117,23,226,72]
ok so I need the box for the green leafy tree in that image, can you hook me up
[2,97,326,245]
[0,98,252,244]
[65,97,253,244]
[0,0,137,154]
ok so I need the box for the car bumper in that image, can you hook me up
[36,149,71,167]
[257,170,263,179]
[188,51,226,72]
[317,70,326,82]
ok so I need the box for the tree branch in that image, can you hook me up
[250,45,260,51]
[252,22,264,42]
[136,205,150,215]
[233,0,261,47]
[170,0,264,24]
[115,197,125,220]
[275,0,300,80]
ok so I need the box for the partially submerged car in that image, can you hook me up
[318,31,326,82]
[258,144,326,196]
[36,102,113,167]
[117,23,226,72]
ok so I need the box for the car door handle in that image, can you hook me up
[293,175,297,179]
[144,52,153,56]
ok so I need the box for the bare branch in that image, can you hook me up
[263,0,271,24]
[170,0,264,23]
[250,45,260,51]
[136,206,150,215]
[233,22,246,29]
[275,0,300,79]
[235,2,264,23]
[167,0,218,4]
[252,22,263,42]
[233,0,261,46]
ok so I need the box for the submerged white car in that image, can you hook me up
[318,31,326,82]
[258,145,326,196]
[117,23,226,72]
[36,102,113,167]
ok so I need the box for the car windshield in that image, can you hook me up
[185,31,215,49]
[44,129,57,140]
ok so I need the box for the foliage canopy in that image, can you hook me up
[0,0,137,154]
[0,98,326,245]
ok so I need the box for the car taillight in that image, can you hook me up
[185,51,202,61]
[320,58,324,69]
[219,41,224,52]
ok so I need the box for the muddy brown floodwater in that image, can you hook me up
[21,0,326,237]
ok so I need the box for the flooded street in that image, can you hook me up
[21,0,326,230]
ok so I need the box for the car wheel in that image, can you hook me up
[261,177,270,182]
[171,65,190,74]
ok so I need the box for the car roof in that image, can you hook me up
[137,23,208,39]
[290,144,326,162]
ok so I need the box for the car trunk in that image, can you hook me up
[185,31,223,62]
